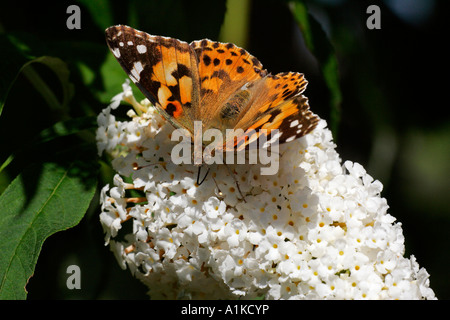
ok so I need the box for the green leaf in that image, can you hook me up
[0,116,97,175]
[0,161,97,299]
[127,0,226,41]
[23,56,74,116]
[0,35,30,117]
[0,34,74,118]
[99,53,145,104]
[78,0,113,31]
[35,116,98,145]
[289,0,342,136]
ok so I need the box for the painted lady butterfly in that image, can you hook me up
[105,25,319,163]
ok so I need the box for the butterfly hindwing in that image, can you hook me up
[226,95,318,151]
[248,95,318,141]
[221,72,316,151]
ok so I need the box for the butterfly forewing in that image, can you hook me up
[105,25,200,133]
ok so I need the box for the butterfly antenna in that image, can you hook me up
[196,165,210,185]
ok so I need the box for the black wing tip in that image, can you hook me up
[105,24,127,32]
[105,25,121,42]
[105,25,136,40]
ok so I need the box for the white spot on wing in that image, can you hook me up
[112,48,120,58]
[135,61,144,73]
[129,74,138,83]
[137,44,147,54]
[285,135,296,142]
[290,119,299,128]
[127,41,134,46]
[263,131,282,148]
[130,61,144,82]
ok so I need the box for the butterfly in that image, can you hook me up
[105,25,319,166]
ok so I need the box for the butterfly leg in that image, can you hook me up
[224,163,247,203]
[196,164,210,185]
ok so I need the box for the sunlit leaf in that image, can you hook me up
[289,0,342,136]
[0,160,97,299]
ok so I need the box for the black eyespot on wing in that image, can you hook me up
[203,54,211,66]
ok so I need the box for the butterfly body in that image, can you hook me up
[105,25,319,160]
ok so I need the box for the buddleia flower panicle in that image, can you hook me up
[97,80,435,300]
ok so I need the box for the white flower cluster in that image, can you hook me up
[97,80,435,299]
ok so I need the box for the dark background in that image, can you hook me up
[0,0,448,299]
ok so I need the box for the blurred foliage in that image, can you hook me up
[0,0,448,299]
